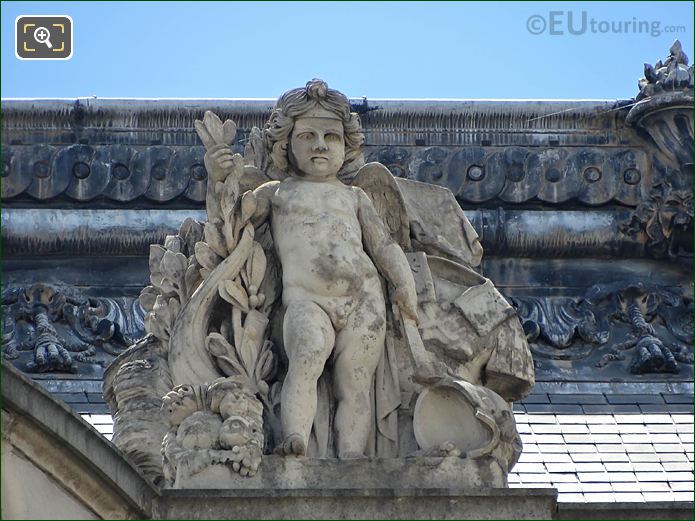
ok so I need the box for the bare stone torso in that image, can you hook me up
[270,177,381,319]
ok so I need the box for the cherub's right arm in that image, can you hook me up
[251,181,280,227]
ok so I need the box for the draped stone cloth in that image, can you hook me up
[303,179,533,458]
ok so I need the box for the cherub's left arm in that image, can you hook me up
[356,188,419,322]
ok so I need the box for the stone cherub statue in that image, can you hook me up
[105,79,534,488]
[205,80,420,459]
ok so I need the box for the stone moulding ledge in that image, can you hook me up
[3,359,558,519]
[1,208,646,258]
[1,98,628,135]
[1,361,156,519]
[2,361,693,519]
[153,487,558,520]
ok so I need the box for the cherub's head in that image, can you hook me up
[264,79,364,179]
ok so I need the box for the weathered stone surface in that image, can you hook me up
[104,79,534,487]
[1,362,154,519]
[169,454,507,489]
[2,283,144,375]
[103,336,172,485]
[0,362,559,520]
[151,488,557,520]
[2,41,693,516]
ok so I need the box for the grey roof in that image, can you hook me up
[40,379,693,503]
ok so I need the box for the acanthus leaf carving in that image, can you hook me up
[513,281,693,375]
[2,284,145,373]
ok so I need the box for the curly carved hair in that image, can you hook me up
[263,79,364,175]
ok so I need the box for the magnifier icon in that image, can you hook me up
[33,26,53,49]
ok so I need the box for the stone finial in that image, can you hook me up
[637,40,694,100]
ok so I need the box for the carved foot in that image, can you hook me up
[630,336,679,374]
[275,433,306,456]
[669,343,694,364]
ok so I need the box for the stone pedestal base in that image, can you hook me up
[159,457,557,519]
[153,488,557,519]
[171,455,507,489]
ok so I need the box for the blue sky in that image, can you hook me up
[1,1,693,100]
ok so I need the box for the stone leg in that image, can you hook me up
[332,294,386,459]
[281,300,335,455]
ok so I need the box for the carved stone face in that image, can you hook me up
[289,116,345,179]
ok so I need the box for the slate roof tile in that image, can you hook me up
[537,444,570,453]
[545,463,577,473]
[558,493,585,502]
[635,472,670,482]
[641,404,693,414]
[531,424,562,434]
[532,434,565,444]
[662,394,694,404]
[603,463,634,472]
[578,472,612,482]
[597,444,629,453]
[580,482,610,492]
[670,481,694,492]
[556,483,582,493]
[517,473,552,484]
[661,461,693,471]
[607,394,665,405]
[607,472,637,482]
[636,414,676,423]
[584,415,617,424]
[558,424,590,434]
[612,492,645,502]
[525,414,557,424]
[549,474,578,483]
[556,415,590,424]
[563,434,594,444]
[642,492,675,501]
[591,434,623,444]
[60,380,695,505]
[522,393,550,404]
[640,424,674,433]
[574,463,606,473]
[652,443,688,453]
[611,482,649,492]
[666,472,695,482]
[514,463,546,474]
[588,424,620,433]
[596,453,631,462]
[550,394,607,405]
[518,453,544,463]
[540,453,573,463]
[631,462,665,472]
[584,492,616,502]
[676,424,693,434]
[631,482,672,492]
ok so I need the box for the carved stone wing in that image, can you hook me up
[351,162,411,251]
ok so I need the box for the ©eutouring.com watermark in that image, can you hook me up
[527,11,687,37]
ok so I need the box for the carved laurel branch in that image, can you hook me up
[194,111,276,395]
[141,111,277,408]
[203,208,276,398]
